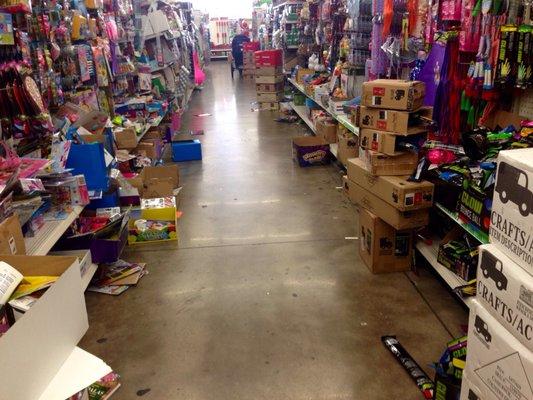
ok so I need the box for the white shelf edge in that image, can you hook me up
[415,240,473,309]
[25,206,84,256]
[289,102,316,133]
[81,263,98,291]
[330,143,338,158]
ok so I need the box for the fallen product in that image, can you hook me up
[381,336,434,399]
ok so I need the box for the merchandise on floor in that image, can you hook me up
[1,0,532,398]
[247,0,532,399]
[0,0,205,398]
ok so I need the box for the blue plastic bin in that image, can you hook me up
[172,140,202,162]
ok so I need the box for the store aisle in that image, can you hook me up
[81,63,467,400]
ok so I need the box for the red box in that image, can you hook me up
[254,50,283,67]
[243,41,260,51]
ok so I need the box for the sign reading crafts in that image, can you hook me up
[490,148,533,272]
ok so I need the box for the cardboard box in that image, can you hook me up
[53,216,129,264]
[257,101,280,110]
[356,106,431,134]
[254,49,283,67]
[360,128,427,155]
[337,134,359,166]
[135,138,164,159]
[359,148,419,176]
[347,158,434,211]
[358,208,413,273]
[256,92,284,102]
[256,82,284,93]
[360,128,397,155]
[114,127,138,150]
[315,119,338,144]
[255,75,284,84]
[292,136,331,167]
[128,197,178,244]
[143,127,165,140]
[476,245,533,352]
[142,165,180,198]
[464,300,533,400]
[296,68,314,84]
[255,66,283,76]
[490,149,533,272]
[460,370,498,400]
[0,255,88,400]
[345,179,429,230]
[361,79,425,111]
[0,215,25,255]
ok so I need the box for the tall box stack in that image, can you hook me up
[242,42,260,82]
[255,49,284,111]
[460,149,533,400]
[345,79,434,274]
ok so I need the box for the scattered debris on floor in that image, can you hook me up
[88,260,148,296]
[382,336,435,399]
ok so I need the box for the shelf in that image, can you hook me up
[151,62,175,73]
[289,102,316,134]
[137,112,166,143]
[416,240,473,309]
[81,263,98,291]
[435,203,489,244]
[25,206,84,256]
[274,0,304,9]
[288,78,359,135]
[330,143,338,158]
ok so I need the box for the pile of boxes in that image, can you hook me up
[255,49,284,111]
[242,42,259,82]
[460,149,533,400]
[345,79,435,273]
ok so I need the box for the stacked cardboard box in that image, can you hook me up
[460,149,533,400]
[242,42,260,82]
[255,50,284,111]
[242,50,255,81]
[344,79,434,273]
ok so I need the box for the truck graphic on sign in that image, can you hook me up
[495,162,532,217]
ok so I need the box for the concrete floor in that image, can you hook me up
[81,63,468,399]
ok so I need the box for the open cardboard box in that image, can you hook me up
[128,197,178,244]
[0,255,111,400]
[125,164,180,201]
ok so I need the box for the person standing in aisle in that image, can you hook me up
[231,28,250,78]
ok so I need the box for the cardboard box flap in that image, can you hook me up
[142,165,179,187]
[0,255,88,400]
[38,347,112,400]
[0,215,26,255]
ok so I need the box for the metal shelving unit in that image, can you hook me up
[435,203,489,244]
[289,102,316,133]
[288,78,359,135]
[416,240,473,309]
[24,206,85,256]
